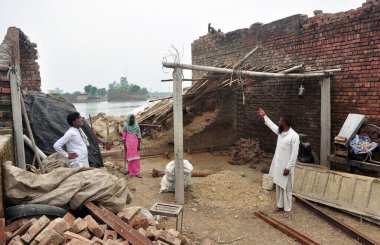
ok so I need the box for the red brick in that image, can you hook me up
[35,217,69,242]
[156,230,181,245]
[63,212,76,226]
[103,230,118,241]
[129,216,149,230]
[21,215,50,243]
[84,215,105,238]
[66,238,91,245]
[5,219,29,233]
[7,218,37,241]
[0,76,9,82]
[92,236,105,244]
[168,229,187,245]
[8,235,23,245]
[70,218,88,233]
[0,87,10,93]
[63,231,92,244]
[38,229,64,245]
[77,228,91,239]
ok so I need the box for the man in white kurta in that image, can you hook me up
[259,108,299,214]
[53,112,89,168]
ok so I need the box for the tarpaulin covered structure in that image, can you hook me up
[23,91,103,168]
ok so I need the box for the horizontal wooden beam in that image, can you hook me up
[162,61,341,78]
[161,78,205,82]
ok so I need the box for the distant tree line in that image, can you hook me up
[59,76,148,97]
[108,76,148,94]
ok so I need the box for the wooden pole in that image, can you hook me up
[9,68,26,170]
[232,46,260,69]
[281,64,304,74]
[173,68,184,204]
[20,96,45,174]
[89,114,93,129]
[320,76,331,167]
[162,61,341,78]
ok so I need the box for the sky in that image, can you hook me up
[0,0,363,93]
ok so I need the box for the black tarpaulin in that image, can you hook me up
[23,91,103,168]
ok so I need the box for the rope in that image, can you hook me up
[7,65,22,89]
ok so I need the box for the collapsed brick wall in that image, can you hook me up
[19,31,41,92]
[0,27,41,127]
[192,0,380,155]
[184,88,238,151]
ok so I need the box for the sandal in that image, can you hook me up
[135,174,142,178]
[272,207,284,213]
[283,211,293,218]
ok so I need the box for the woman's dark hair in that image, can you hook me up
[67,112,80,126]
[282,115,293,127]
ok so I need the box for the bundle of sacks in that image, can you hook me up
[160,160,193,193]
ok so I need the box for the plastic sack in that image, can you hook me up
[160,160,193,193]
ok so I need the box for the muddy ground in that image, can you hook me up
[104,152,380,245]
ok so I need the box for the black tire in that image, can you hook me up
[5,204,68,221]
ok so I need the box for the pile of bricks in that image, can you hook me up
[229,138,262,166]
[228,138,274,167]
[6,207,188,245]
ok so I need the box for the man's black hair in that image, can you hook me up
[67,112,80,126]
[282,114,293,127]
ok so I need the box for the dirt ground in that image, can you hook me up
[104,152,380,245]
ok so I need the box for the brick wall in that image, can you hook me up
[192,0,380,155]
[184,89,238,151]
[0,27,41,127]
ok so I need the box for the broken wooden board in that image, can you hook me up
[293,163,380,221]
[337,113,366,146]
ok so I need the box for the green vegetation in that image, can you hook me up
[108,77,148,94]
[52,76,148,98]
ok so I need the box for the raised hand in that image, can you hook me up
[258,108,266,118]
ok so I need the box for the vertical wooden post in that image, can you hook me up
[173,68,184,204]
[9,68,26,170]
[320,76,331,168]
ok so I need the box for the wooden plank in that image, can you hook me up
[85,202,153,245]
[293,164,380,221]
[337,114,366,146]
[320,77,331,166]
[173,68,184,205]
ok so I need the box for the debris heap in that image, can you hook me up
[190,170,271,209]
[229,138,265,167]
[7,206,188,245]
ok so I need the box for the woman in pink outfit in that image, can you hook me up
[123,114,142,178]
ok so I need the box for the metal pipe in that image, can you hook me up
[23,135,47,160]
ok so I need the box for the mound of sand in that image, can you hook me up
[190,170,272,209]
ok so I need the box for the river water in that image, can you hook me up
[73,100,149,117]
